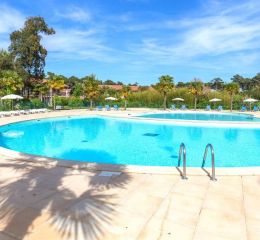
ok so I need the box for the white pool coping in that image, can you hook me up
[0,109,260,177]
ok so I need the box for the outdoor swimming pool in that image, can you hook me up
[0,116,260,167]
[139,112,260,122]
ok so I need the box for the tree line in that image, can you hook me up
[0,16,259,111]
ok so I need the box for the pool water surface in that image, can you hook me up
[0,116,259,167]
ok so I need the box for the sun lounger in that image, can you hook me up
[171,104,176,110]
[205,105,211,111]
[55,105,63,110]
[96,105,103,111]
[217,105,223,111]
[241,106,247,112]
[253,105,259,112]
[105,105,111,111]
[2,111,12,117]
[181,105,187,110]
[113,105,119,110]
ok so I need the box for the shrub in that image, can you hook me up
[68,97,84,108]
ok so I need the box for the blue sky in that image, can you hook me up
[0,0,260,85]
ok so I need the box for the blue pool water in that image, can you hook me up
[139,112,260,122]
[0,116,259,167]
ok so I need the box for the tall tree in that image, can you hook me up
[155,75,174,110]
[210,77,224,91]
[231,74,246,91]
[83,74,100,109]
[0,70,23,95]
[0,50,14,71]
[252,73,260,89]
[224,83,239,111]
[189,79,203,110]
[9,17,55,97]
[121,85,131,110]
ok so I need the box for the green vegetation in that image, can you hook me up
[82,74,100,109]
[189,79,203,110]
[154,75,174,110]
[224,83,240,111]
[0,17,259,111]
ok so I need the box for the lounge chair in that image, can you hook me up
[241,106,247,112]
[3,111,12,117]
[181,105,187,110]
[19,110,26,114]
[55,105,62,110]
[105,105,111,111]
[205,105,211,111]
[96,105,103,111]
[253,105,259,112]
[171,104,176,110]
[217,105,223,111]
[113,105,119,110]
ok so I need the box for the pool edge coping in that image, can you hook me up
[1,147,260,177]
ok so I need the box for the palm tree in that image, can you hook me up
[47,72,65,109]
[83,74,100,109]
[189,79,203,110]
[121,85,131,110]
[224,83,239,111]
[155,75,174,110]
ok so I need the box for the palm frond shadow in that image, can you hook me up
[0,156,131,240]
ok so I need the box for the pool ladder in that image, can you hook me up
[178,143,187,179]
[202,144,217,181]
[178,143,216,181]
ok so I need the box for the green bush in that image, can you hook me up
[30,98,44,108]
[68,97,84,108]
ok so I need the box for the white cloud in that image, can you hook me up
[0,4,25,49]
[55,6,91,22]
[43,28,116,62]
[0,4,24,34]
[129,0,260,70]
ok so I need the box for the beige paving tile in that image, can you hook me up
[0,202,28,229]
[168,192,204,215]
[10,186,56,206]
[246,216,260,240]
[120,191,164,218]
[139,174,179,198]
[105,214,150,240]
[171,180,208,199]
[193,230,234,240]
[158,220,195,240]
[30,191,78,213]
[203,193,243,216]
[2,207,50,238]
[243,193,260,220]
[195,208,247,240]
[207,177,243,199]
[242,176,260,197]
[0,232,17,240]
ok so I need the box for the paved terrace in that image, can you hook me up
[0,109,259,240]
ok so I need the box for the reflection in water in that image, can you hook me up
[224,129,238,141]
[188,127,203,141]
[83,118,106,141]
[117,121,132,136]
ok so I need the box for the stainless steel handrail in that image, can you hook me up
[202,144,216,181]
[178,143,187,179]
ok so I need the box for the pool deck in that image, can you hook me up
[0,109,259,240]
